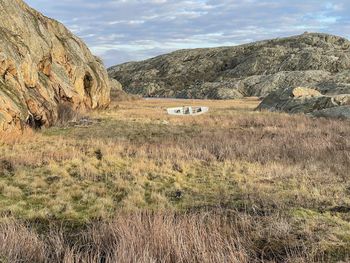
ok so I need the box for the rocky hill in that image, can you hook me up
[108,33,350,100]
[0,0,111,132]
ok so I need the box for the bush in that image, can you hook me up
[56,103,81,126]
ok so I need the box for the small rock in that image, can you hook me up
[94,149,103,160]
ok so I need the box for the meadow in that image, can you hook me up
[0,94,349,262]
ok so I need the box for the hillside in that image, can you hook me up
[108,33,350,99]
[0,0,110,132]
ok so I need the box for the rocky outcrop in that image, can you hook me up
[311,106,350,119]
[292,87,321,98]
[257,87,350,119]
[0,0,110,132]
[110,79,123,91]
[108,33,350,99]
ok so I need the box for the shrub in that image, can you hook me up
[56,103,81,126]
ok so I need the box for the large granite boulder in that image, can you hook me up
[0,0,111,132]
[108,33,350,99]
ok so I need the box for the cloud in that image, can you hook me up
[25,0,350,66]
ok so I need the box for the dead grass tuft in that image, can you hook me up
[0,126,37,145]
[56,103,83,126]
[0,211,326,263]
[0,220,46,263]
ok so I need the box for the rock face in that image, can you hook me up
[311,106,350,119]
[108,33,350,99]
[0,0,110,132]
[257,87,350,119]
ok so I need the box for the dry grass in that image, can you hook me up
[0,97,349,262]
[0,211,326,263]
[0,127,37,144]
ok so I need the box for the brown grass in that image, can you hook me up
[0,126,37,144]
[0,98,349,262]
[0,211,324,263]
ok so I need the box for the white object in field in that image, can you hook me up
[167,106,209,116]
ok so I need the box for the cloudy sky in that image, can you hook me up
[26,0,350,67]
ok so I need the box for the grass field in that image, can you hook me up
[0,96,349,262]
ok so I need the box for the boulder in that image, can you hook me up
[292,87,322,98]
[0,0,110,132]
[110,78,123,91]
[257,86,350,119]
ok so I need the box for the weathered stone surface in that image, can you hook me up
[108,33,350,99]
[110,79,123,91]
[0,0,110,132]
[310,106,350,119]
[257,86,350,119]
[292,87,322,98]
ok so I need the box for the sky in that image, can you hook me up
[25,0,350,67]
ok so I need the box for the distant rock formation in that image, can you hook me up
[257,87,350,119]
[108,33,350,100]
[0,0,111,132]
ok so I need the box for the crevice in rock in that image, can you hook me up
[83,72,93,96]
[26,114,44,129]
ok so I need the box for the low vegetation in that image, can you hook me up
[0,96,349,262]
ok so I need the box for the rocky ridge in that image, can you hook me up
[108,33,350,100]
